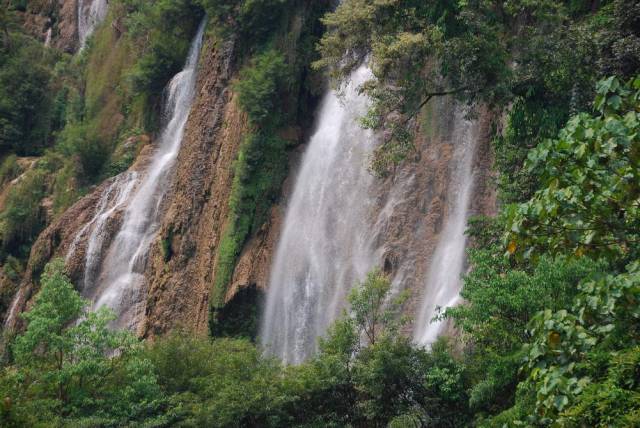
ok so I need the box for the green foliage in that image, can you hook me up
[161,226,174,262]
[147,334,285,427]
[0,267,474,426]
[348,268,408,346]
[0,168,46,259]
[195,0,288,45]
[210,285,261,340]
[50,159,80,217]
[455,75,640,426]
[0,155,20,187]
[1,259,164,426]
[449,252,600,353]
[0,33,57,157]
[314,0,635,175]
[210,48,294,316]
[119,0,202,97]
[211,132,288,310]
[562,346,640,426]
[56,122,109,181]
[506,76,640,261]
[494,98,570,204]
[446,249,600,415]
[236,49,289,125]
[294,271,469,427]
[519,261,640,424]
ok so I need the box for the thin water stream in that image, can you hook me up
[413,107,478,345]
[77,0,108,49]
[68,19,207,330]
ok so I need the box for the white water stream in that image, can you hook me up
[77,0,108,49]
[261,68,480,361]
[68,19,206,329]
[413,107,478,345]
[260,66,383,364]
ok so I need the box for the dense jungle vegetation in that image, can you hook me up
[0,0,639,426]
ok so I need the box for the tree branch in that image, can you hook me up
[399,86,471,128]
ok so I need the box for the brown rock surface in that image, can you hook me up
[19,0,79,53]
[140,39,239,337]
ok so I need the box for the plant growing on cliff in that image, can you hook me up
[0,168,46,260]
[236,49,289,125]
[195,0,289,45]
[0,32,58,157]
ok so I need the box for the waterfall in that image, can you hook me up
[413,107,478,345]
[77,0,109,49]
[69,19,207,330]
[65,172,139,289]
[260,65,383,364]
[261,63,481,361]
[44,28,52,47]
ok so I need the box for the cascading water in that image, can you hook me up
[413,107,478,345]
[260,66,384,364]
[261,62,482,361]
[65,172,138,289]
[77,0,109,49]
[68,19,206,330]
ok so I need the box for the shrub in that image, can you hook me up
[235,49,289,125]
[211,132,288,311]
[196,0,288,43]
[0,155,20,187]
[0,168,46,258]
[56,122,109,182]
[0,34,56,156]
[123,0,202,97]
[2,259,165,426]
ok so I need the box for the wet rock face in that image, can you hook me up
[377,98,497,337]
[139,38,238,337]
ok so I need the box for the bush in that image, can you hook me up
[0,34,56,157]
[235,49,289,125]
[0,168,46,259]
[1,259,165,426]
[211,132,288,311]
[0,155,20,187]
[123,0,202,97]
[196,0,288,43]
[56,122,109,182]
